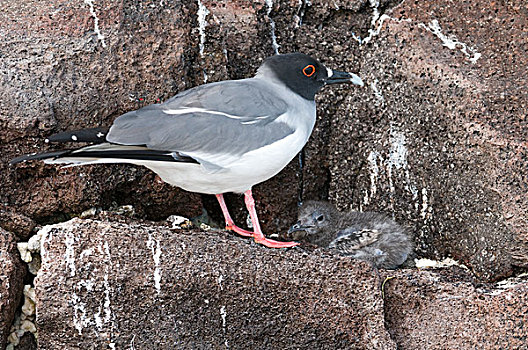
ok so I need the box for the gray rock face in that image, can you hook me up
[384,269,528,349]
[3,0,526,282]
[323,0,527,282]
[1,0,528,347]
[33,219,528,349]
[0,229,26,349]
[35,218,394,349]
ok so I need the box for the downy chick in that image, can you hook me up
[288,201,412,269]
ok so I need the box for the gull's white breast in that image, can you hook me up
[143,99,316,194]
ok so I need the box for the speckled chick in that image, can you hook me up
[288,201,412,269]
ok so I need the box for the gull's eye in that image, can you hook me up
[316,214,325,222]
[302,64,316,77]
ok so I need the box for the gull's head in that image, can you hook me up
[257,53,364,100]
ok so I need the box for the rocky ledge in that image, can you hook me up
[1,0,527,348]
[8,218,526,349]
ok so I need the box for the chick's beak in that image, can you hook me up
[288,221,312,234]
[325,70,364,86]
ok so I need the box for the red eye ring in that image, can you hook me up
[302,65,316,77]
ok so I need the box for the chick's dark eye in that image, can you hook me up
[316,214,325,222]
[302,65,315,77]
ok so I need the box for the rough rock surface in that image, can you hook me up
[3,0,527,283]
[35,218,394,349]
[14,333,37,350]
[33,218,528,349]
[325,0,528,282]
[0,229,27,349]
[384,269,528,349]
[1,0,203,224]
[0,209,35,241]
[2,0,528,348]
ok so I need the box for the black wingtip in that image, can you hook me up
[46,127,109,144]
[10,148,199,165]
[9,150,73,165]
[9,155,30,165]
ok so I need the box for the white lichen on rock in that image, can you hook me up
[419,19,481,64]
[83,0,107,48]
[352,3,481,64]
[197,0,210,82]
[167,215,193,229]
[17,229,45,274]
[80,207,98,218]
[415,257,467,269]
[363,126,419,213]
[197,0,209,58]
[7,285,38,349]
[113,204,135,217]
[20,320,37,334]
[147,233,163,296]
[200,222,212,231]
[265,0,280,54]
[481,273,528,295]
[17,242,32,262]
[21,285,36,316]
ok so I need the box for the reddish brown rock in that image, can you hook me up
[0,228,27,349]
[0,209,35,241]
[1,0,202,223]
[14,332,37,350]
[2,0,527,283]
[315,1,527,281]
[35,218,394,349]
[33,217,528,349]
[384,268,528,349]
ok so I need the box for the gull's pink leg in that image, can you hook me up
[243,189,299,248]
[215,194,253,237]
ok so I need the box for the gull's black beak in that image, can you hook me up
[288,221,312,234]
[325,70,364,86]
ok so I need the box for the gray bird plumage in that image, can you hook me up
[288,201,412,269]
[11,53,363,195]
[10,53,364,249]
[107,79,294,159]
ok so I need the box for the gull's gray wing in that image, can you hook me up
[106,78,294,171]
